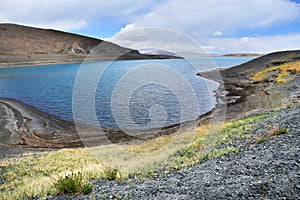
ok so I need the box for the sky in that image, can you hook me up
[1,0,300,54]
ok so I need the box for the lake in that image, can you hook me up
[0,57,254,130]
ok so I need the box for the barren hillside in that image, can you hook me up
[0,24,180,67]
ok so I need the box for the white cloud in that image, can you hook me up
[120,0,300,38]
[107,27,206,54]
[213,31,223,37]
[0,0,158,31]
[107,28,300,54]
[1,0,298,35]
[203,34,300,54]
[107,0,300,54]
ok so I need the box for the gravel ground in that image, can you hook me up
[48,106,300,200]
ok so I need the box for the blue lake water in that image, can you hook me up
[0,57,254,129]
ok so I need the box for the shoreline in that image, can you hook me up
[0,96,215,150]
[0,66,262,154]
[0,53,86,68]
[0,53,183,69]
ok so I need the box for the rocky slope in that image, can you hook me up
[199,50,300,119]
[50,106,300,200]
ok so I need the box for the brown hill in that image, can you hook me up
[0,24,181,67]
[0,23,133,55]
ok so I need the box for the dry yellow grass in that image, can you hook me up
[0,113,267,199]
[0,123,218,199]
[251,61,300,84]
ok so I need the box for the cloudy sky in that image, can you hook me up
[1,0,300,54]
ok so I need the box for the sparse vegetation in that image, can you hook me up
[169,113,266,169]
[0,111,275,199]
[251,61,300,84]
[270,52,300,63]
[266,127,288,137]
[255,137,270,143]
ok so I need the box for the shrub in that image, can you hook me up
[52,172,93,195]
[104,167,119,181]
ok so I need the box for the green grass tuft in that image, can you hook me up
[52,172,93,195]
[273,128,288,135]
[255,127,287,144]
[103,167,119,181]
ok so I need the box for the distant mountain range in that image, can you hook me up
[0,24,181,67]
[222,53,263,57]
[140,49,263,58]
[139,49,179,57]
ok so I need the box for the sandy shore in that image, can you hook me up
[0,97,213,158]
[0,54,86,68]
[0,98,82,148]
